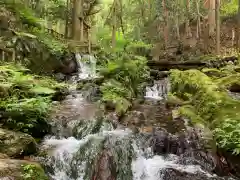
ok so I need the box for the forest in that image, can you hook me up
[1,0,240,179]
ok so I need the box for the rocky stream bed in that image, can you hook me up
[1,53,240,180]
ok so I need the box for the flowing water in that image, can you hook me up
[145,78,170,100]
[75,53,97,80]
[40,60,237,180]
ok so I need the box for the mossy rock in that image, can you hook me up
[166,94,188,107]
[0,159,48,180]
[216,73,240,92]
[169,69,240,153]
[201,68,224,78]
[0,128,37,157]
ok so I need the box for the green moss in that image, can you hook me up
[170,69,240,154]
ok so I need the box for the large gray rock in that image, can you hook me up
[0,128,37,157]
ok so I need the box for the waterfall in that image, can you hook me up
[75,53,97,80]
[145,78,170,100]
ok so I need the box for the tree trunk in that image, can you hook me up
[111,1,117,48]
[208,0,215,36]
[215,0,220,54]
[196,0,201,39]
[71,0,79,40]
[162,0,169,48]
[79,0,84,42]
[237,0,240,49]
[64,0,69,38]
[176,16,180,41]
[185,0,192,38]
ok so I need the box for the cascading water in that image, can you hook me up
[145,78,170,100]
[75,53,97,80]
[40,72,237,180]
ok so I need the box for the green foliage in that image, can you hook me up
[0,63,66,136]
[100,51,149,114]
[125,41,152,56]
[97,30,130,53]
[221,0,238,17]
[1,0,42,28]
[100,79,132,114]
[21,164,48,180]
[170,69,240,154]
[31,28,66,53]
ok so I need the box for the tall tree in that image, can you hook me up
[185,0,192,38]
[162,0,169,48]
[111,0,117,48]
[215,0,220,54]
[196,0,201,39]
[208,0,215,36]
[72,0,79,40]
[64,0,70,38]
[237,0,240,49]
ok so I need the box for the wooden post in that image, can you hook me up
[12,49,15,62]
[2,51,5,61]
[80,18,84,41]
[88,28,91,53]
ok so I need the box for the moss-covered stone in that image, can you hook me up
[0,128,37,157]
[201,68,224,78]
[216,73,240,92]
[0,159,48,180]
[169,69,240,154]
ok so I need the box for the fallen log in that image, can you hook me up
[148,56,238,71]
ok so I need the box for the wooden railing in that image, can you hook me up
[43,27,98,53]
[0,45,15,61]
[43,28,65,39]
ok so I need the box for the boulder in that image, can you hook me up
[0,158,48,180]
[0,128,37,158]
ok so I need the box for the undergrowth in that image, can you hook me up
[0,63,66,137]
[99,37,150,114]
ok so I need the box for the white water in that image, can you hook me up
[132,143,213,180]
[42,129,132,180]
[75,53,97,79]
[145,78,170,100]
[42,126,216,180]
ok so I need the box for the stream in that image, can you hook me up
[39,54,237,180]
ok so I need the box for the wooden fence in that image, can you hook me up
[0,45,15,61]
[43,27,98,53]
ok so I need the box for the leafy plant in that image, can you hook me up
[0,64,66,137]
[21,164,48,180]
[100,47,149,114]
